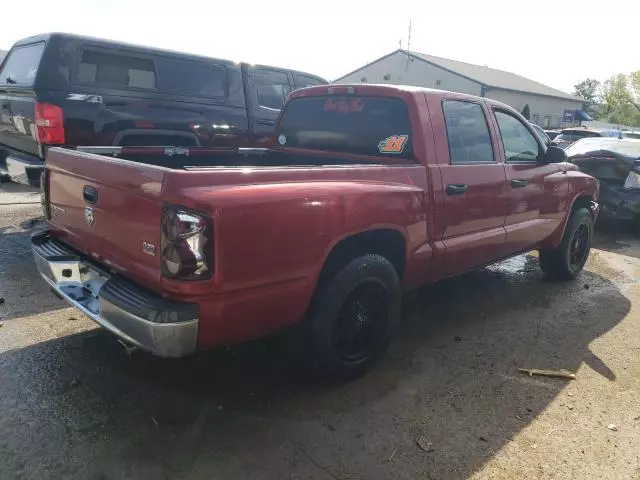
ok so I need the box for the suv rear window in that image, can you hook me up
[0,43,45,85]
[278,96,413,158]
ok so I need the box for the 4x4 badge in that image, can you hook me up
[84,207,94,226]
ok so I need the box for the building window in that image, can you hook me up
[436,79,442,86]
[360,76,367,83]
[556,115,563,127]
[543,116,551,128]
[532,114,540,125]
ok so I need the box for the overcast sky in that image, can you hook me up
[1,0,637,94]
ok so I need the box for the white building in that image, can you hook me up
[335,50,585,129]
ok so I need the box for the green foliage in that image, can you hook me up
[521,104,531,120]
[599,72,640,127]
[573,78,601,116]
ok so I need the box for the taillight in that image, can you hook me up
[34,103,65,145]
[161,205,212,280]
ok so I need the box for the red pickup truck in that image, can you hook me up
[32,84,599,380]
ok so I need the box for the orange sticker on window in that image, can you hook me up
[378,135,409,154]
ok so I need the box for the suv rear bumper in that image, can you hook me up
[31,230,199,357]
[0,149,43,187]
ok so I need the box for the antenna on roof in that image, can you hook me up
[405,19,412,71]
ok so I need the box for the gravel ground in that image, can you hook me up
[0,181,639,480]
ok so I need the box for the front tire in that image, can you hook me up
[540,207,593,280]
[304,254,401,382]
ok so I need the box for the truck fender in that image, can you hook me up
[542,193,598,249]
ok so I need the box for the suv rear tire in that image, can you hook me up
[539,207,593,280]
[304,254,401,382]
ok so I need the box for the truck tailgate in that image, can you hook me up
[45,148,166,290]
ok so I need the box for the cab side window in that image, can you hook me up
[294,74,326,89]
[250,67,291,110]
[494,110,541,162]
[442,100,494,164]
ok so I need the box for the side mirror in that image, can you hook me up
[545,145,567,163]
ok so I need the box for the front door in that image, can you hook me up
[490,108,566,254]
[436,98,508,277]
[245,66,292,146]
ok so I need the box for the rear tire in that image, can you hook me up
[304,254,401,382]
[539,207,593,280]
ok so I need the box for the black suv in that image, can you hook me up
[0,33,327,186]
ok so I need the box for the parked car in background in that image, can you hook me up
[565,137,640,226]
[0,33,327,186]
[530,122,554,146]
[33,84,599,380]
[544,129,561,141]
[622,131,640,140]
[554,127,622,149]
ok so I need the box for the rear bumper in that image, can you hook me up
[31,230,199,357]
[0,149,43,187]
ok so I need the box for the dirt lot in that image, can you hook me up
[1,181,639,480]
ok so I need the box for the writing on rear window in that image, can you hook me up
[278,96,413,159]
[323,98,365,114]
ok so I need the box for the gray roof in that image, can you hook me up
[406,50,580,101]
[336,49,580,102]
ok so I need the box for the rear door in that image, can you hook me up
[0,42,46,157]
[244,65,292,145]
[428,96,508,276]
[491,108,566,254]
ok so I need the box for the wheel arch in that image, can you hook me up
[314,227,408,291]
[542,193,596,249]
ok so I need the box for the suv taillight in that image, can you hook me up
[34,103,65,145]
[161,205,212,280]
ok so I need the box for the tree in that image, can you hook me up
[629,71,640,111]
[599,73,640,126]
[521,104,531,120]
[573,78,601,115]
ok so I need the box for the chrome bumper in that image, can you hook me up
[1,156,43,187]
[31,231,198,357]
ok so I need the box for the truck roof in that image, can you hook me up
[290,83,488,103]
[11,33,328,80]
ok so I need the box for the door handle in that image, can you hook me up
[446,184,468,195]
[83,185,98,204]
[511,179,528,188]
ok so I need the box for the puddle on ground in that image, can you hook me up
[486,252,539,276]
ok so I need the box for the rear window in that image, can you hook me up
[77,50,227,97]
[0,42,45,85]
[277,96,413,158]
